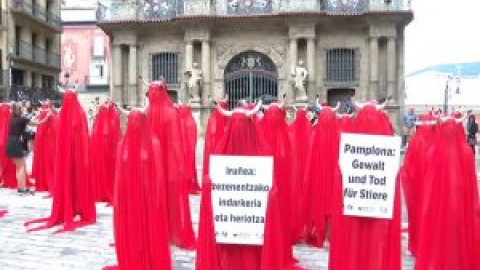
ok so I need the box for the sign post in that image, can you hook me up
[209,155,273,245]
[339,133,401,219]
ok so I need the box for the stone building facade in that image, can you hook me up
[0,0,62,102]
[97,0,413,130]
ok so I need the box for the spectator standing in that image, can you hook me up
[403,108,417,147]
[466,114,478,154]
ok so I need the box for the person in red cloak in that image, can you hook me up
[400,112,437,256]
[413,113,480,270]
[177,101,200,194]
[300,101,341,248]
[0,209,7,218]
[329,100,402,270]
[259,99,298,266]
[143,79,195,249]
[25,89,96,233]
[202,96,228,187]
[288,106,313,242]
[0,103,17,189]
[104,110,171,270]
[196,99,292,270]
[32,101,58,192]
[337,113,355,133]
[90,99,121,204]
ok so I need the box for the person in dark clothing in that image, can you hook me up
[6,103,50,194]
[467,115,478,154]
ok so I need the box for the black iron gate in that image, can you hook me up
[224,51,278,109]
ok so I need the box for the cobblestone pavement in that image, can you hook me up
[0,189,414,270]
[0,141,416,270]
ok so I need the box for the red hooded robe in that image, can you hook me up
[146,82,195,249]
[0,104,17,189]
[329,105,401,270]
[32,103,58,192]
[105,111,171,270]
[196,112,286,270]
[301,107,340,247]
[414,120,480,270]
[25,90,96,233]
[90,102,121,203]
[178,105,200,193]
[202,100,228,186]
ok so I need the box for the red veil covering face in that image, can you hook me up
[413,119,480,270]
[177,105,200,193]
[289,109,313,241]
[32,103,58,192]
[300,107,340,247]
[146,81,195,249]
[400,113,436,256]
[202,100,228,186]
[258,105,297,265]
[329,105,401,270]
[338,114,354,133]
[0,104,17,188]
[25,90,96,233]
[196,111,287,270]
[90,101,121,203]
[105,111,171,270]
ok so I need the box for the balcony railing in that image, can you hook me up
[97,0,411,22]
[11,0,61,29]
[14,41,61,68]
[9,85,63,105]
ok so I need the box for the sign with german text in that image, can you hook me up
[339,133,401,219]
[210,155,273,245]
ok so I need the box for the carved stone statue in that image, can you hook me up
[291,60,309,102]
[185,62,203,102]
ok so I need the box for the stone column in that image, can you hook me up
[289,38,298,100]
[128,44,138,106]
[369,37,379,100]
[201,40,211,105]
[387,37,397,100]
[112,44,123,104]
[306,37,316,100]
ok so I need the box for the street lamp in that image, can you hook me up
[443,75,461,116]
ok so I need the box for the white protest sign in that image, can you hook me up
[339,133,401,219]
[209,155,273,245]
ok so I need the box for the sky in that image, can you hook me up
[405,0,480,73]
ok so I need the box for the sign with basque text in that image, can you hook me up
[339,133,401,219]
[210,155,273,245]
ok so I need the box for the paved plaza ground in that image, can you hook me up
[4,138,470,269]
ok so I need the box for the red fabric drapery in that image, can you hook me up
[107,111,171,270]
[25,90,96,233]
[146,82,195,249]
[90,102,121,203]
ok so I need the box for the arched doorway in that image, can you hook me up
[327,88,355,113]
[224,51,278,109]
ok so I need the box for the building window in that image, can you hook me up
[42,75,54,89]
[93,36,105,57]
[96,65,104,78]
[151,52,179,84]
[325,48,358,82]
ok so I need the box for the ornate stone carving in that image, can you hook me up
[215,43,286,80]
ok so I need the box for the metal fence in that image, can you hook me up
[9,85,63,106]
[13,41,60,68]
